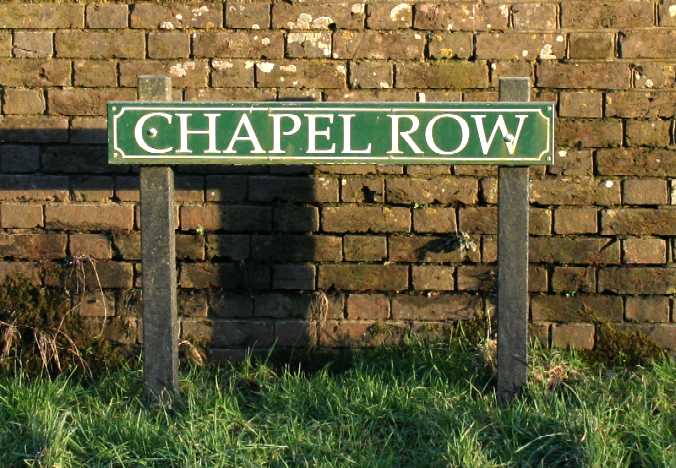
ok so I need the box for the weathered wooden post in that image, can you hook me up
[137,76,179,403]
[497,77,530,403]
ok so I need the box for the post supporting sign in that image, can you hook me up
[113,77,554,403]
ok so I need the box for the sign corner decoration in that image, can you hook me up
[108,101,555,166]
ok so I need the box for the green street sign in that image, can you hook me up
[108,102,554,165]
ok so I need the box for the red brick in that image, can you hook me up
[193,31,283,58]
[0,234,66,260]
[537,62,631,89]
[273,205,319,233]
[559,91,603,118]
[557,119,622,148]
[320,321,406,348]
[599,267,676,294]
[70,234,112,259]
[252,235,341,262]
[392,294,482,321]
[180,205,271,232]
[2,88,45,115]
[119,60,209,89]
[206,234,249,260]
[601,208,676,235]
[622,31,676,59]
[457,265,495,291]
[77,291,115,318]
[626,120,671,147]
[208,292,252,318]
[340,176,384,203]
[334,31,424,60]
[616,324,676,350]
[605,91,675,119]
[130,2,222,29]
[396,62,489,89]
[414,2,509,31]
[477,33,565,60]
[0,32,9,57]
[319,264,408,291]
[347,294,390,320]
[183,319,273,348]
[273,264,316,290]
[180,263,269,290]
[389,235,480,263]
[387,177,477,205]
[249,176,337,203]
[176,234,205,261]
[548,150,593,177]
[626,296,670,323]
[322,206,410,233]
[623,239,667,264]
[413,207,457,234]
[0,175,69,201]
[256,61,347,88]
[0,203,42,228]
[561,0,653,28]
[271,2,365,29]
[73,61,117,88]
[552,323,595,350]
[0,262,40,285]
[350,61,393,89]
[412,265,454,291]
[533,295,623,322]
[13,32,53,58]
[513,3,558,31]
[531,177,620,206]
[286,32,332,58]
[569,33,614,59]
[0,3,84,28]
[56,31,144,59]
[366,2,412,29]
[275,321,317,347]
[529,237,620,264]
[344,235,387,261]
[45,204,134,231]
[204,175,247,202]
[148,32,190,59]
[623,179,668,205]
[188,88,275,102]
[226,1,270,28]
[633,62,675,89]
[659,0,676,26]
[255,293,324,319]
[552,267,596,293]
[48,88,135,117]
[0,59,70,87]
[325,89,415,101]
[554,207,597,234]
[596,148,675,177]
[86,3,128,28]
[428,32,473,59]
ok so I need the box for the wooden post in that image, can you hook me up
[138,76,179,403]
[497,77,530,403]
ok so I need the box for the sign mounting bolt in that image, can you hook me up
[147,128,158,137]
[503,133,514,143]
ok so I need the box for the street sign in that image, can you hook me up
[108,102,554,165]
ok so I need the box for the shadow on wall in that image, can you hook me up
[0,125,481,361]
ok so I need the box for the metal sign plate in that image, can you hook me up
[108,102,554,165]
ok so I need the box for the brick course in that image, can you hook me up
[0,0,673,355]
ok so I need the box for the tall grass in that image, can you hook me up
[0,340,674,467]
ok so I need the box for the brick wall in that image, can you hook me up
[0,0,674,358]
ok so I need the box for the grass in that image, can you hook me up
[0,339,674,467]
